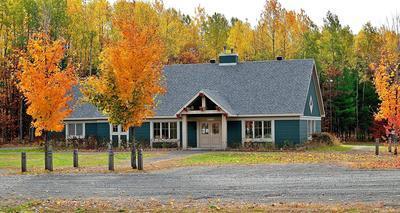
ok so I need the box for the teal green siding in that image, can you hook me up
[219,54,238,64]
[85,123,98,138]
[96,122,110,142]
[227,121,242,148]
[275,120,300,148]
[187,122,197,148]
[304,76,321,117]
[130,122,150,142]
[299,120,308,144]
[316,120,321,132]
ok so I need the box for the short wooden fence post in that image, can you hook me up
[73,149,79,168]
[47,149,53,171]
[394,136,398,155]
[131,143,137,169]
[21,152,27,172]
[138,148,143,170]
[388,136,392,153]
[108,149,114,171]
[375,138,379,156]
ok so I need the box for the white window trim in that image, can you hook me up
[150,121,180,145]
[109,124,129,146]
[65,122,85,139]
[242,119,275,145]
[307,120,316,140]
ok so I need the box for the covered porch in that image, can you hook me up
[178,90,231,150]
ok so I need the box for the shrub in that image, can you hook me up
[310,132,341,146]
[152,141,178,149]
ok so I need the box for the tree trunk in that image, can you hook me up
[44,131,49,170]
[19,98,23,143]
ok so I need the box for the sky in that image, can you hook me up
[132,0,400,33]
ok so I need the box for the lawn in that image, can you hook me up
[0,148,162,173]
[181,145,400,169]
[0,198,396,212]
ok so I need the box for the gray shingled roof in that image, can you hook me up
[155,59,315,116]
[67,59,315,119]
[67,87,106,119]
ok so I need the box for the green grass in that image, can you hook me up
[308,145,353,152]
[0,147,43,153]
[0,150,158,170]
[183,152,289,165]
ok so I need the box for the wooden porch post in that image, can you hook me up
[221,114,227,150]
[182,115,188,150]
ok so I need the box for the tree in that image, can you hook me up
[82,1,165,131]
[204,13,230,59]
[18,33,77,136]
[0,51,22,143]
[372,49,400,135]
[227,20,254,61]
[371,16,400,138]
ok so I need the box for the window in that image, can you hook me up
[162,122,169,139]
[201,123,209,134]
[153,122,178,140]
[245,120,273,140]
[67,123,84,138]
[263,121,272,139]
[112,125,118,133]
[170,122,177,139]
[154,123,161,139]
[254,121,262,138]
[307,120,316,139]
[245,121,253,138]
[212,123,219,134]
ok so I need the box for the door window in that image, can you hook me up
[212,123,219,134]
[201,123,209,134]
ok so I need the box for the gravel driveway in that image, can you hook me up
[1,164,400,204]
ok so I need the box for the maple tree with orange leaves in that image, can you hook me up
[371,48,400,136]
[82,1,165,131]
[18,33,77,137]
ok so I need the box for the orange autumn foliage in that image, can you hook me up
[83,2,165,129]
[18,33,77,136]
[371,48,400,134]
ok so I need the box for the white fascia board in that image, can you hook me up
[174,90,232,116]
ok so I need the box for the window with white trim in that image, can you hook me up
[67,123,84,138]
[245,120,272,140]
[153,122,178,140]
[307,120,316,139]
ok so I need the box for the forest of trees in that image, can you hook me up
[0,0,399,143]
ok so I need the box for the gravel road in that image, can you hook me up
[1,164,399,204]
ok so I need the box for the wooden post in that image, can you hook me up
[394,136,398,155]
[138,148,143,170]
[388,136,392,153]
[108,149,114,171]
[21,152,27,172]
[73,149,79,168]
[131,143,137,169]
[375,138,379,156]
[47,149,53,171]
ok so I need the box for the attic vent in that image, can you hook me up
[276,56,284,61]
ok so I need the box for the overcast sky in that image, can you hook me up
[131,0,400,33]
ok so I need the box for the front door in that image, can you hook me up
[199,121,222,149]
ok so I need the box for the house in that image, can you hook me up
[64,53,325,149]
